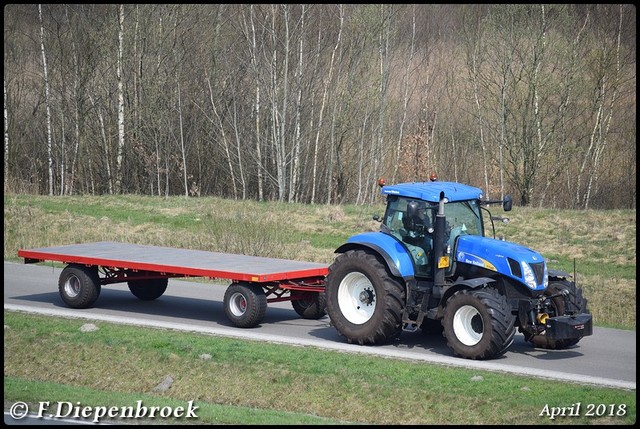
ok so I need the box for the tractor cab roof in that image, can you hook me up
[381,181,483,203]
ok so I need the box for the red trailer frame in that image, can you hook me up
[18,241,329,328]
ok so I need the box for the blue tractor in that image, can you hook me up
[325,179,592,360]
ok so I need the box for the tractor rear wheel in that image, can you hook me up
[442,287,516,359]
[523,280,588,349]
[325,250,404,345]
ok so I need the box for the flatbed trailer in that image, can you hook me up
[17,241,329,328]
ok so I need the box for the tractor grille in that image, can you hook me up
[530,262,546,285]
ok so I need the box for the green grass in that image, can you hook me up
[4,193,635,328]
[4,377,344,425]
[3,193,636,424]
[4,311,636,425]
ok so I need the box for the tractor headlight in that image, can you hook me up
[521,261,537,289]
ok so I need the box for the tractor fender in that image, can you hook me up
[334,232,415,279]
[441,277,497,305]
[548,268,571,281]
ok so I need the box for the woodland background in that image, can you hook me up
[3,4,636,209]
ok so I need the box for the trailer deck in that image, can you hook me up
[18,241,328,283]
[18,241,330,328]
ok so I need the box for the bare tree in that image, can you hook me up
[392,5,418,183]
[576,5,625,209]
[311,5,343,204]
[242,4,265,201]
[464,24,491,199]
[2,5,636,208]
[205,74,238,199]
[288,4,307,203]
[38,4,54,196]
[3,79,8,190]
[115,4,125,193]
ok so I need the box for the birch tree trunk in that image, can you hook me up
[288,5,306,203]
[66,5,81,196]
[38,4,54,196]
[276,4,290,202]
[4,79,9,190]
[243,5,264,201]
[176,78,188,197]
[115,4,125,193]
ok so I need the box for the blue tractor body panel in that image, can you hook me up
[455,235,547,291]
[381,181,483,203]
[343,232,416,278]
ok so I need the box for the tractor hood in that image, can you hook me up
[455,235,547,291]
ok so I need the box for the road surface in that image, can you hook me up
[3,261,635,390]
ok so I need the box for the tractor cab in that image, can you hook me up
[379,181,487,279]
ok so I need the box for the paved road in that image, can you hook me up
[4,261,635,390]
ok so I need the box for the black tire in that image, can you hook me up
[524,280,588,349]
[58,264,101,309]
[291,291,327,319]
[325,250,405,345]
[223,282,267,328]
[442,287,516,360]
[127,277,168,301]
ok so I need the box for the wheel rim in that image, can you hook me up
[228,292,247,317]
[63,275,81,298]
[337,272,376,325]
[453,305,484,346]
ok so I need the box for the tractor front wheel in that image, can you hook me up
[523,280,589,349]
[442,287,516,359]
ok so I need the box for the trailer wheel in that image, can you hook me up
[127,278,168,301]
[325,250,404,345]
[291,291,327,319]
[223,282,267,328]
[58,264,101,309]
[442,287,516,360]
[524,280,589,349]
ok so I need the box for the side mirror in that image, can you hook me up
[372,214,381,222]
[503,195,513,212]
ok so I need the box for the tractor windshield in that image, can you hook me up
[444,200,483,251]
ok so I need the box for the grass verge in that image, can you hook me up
[3,194,636,329]
[4,311,636,425]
